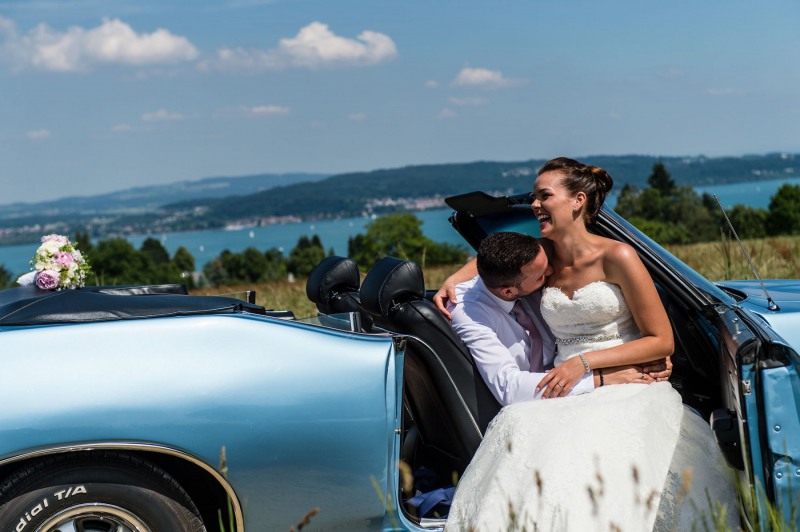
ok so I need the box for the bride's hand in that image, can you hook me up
[536,357,585,398]
[603,365,654,385]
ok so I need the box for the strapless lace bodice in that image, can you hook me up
[541,281,641,365]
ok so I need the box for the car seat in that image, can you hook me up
[306,256,373,331]
[359,256,502,473]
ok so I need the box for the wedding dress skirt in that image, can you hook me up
[445,282,737,531]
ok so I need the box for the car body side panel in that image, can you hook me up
[762,364,800,524]
[0,314,401,530]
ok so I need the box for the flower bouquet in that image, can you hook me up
[17,234,92,290]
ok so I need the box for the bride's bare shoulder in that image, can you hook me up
[598,238,641,268]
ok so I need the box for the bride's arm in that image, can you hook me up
[538,242,674,398]
[432,258,478,320]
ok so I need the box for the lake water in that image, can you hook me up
[2,176,799,277]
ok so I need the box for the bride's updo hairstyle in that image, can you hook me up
[538,157,614,223]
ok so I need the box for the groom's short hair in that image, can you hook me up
[477,232,542,289]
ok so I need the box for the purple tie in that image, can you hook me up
[512,299,544,372]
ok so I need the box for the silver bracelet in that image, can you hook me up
[578,353,591,373]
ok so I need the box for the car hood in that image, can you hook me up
[716,279,800,347]
[717,279,800,310]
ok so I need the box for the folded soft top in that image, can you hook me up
[0,285,266,326]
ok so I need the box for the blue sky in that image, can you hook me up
[1,0,798,204]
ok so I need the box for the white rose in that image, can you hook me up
[41,241,60,254]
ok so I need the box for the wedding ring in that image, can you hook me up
[641,372,646,379]
[557,383,564,388]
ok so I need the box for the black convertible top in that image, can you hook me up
[0,284,266,326]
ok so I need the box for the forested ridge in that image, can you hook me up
[168,153,799,222]
[1,153,798,245]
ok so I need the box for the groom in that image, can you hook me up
[447,232,668,405]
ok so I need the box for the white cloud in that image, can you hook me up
[425,80,439,89]
[449,96,487,106]
[0,16,198,72]
[141,109,185,122]
[201,21,397,73]
[26,128,51,140]
[452,67,522,89]
[112,123,133,132]
[249,105,289,116]
[348,112,367,121]
[0,15,15,36]
[213,105,290,118]
[657,68,683,79]
[706,87,744,96]
[437,108,457,119]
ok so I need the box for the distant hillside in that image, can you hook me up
[0,172,329,220]
[162,153,800,222]
[1,153,798,245]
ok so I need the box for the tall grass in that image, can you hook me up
[666,235,800,281]
[193,264,458,317]
[195,236,800,315]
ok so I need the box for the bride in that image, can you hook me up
[435,157,737,531]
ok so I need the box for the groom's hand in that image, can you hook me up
[642,356,672,381]
[602,365,654,385]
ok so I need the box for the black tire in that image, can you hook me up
[0,451,206,532]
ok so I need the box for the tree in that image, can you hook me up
[0,264,11,289]
[171,246,196,288]
[288,235,327,277]
[91,238,189,286]
[220,247,269,283]
[172,246,196,273]
[767,184,800,236]
[72,230,93,255]
[722,205,768,239]
[262,248,288,281]
[614,163,717,244]
[91,239,156,285]
[348,212,467,269]
[201,245,291,286]
[647,161,676,195]
[202,257,229,287]
[140,237,170,265]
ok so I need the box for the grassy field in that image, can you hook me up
[194,235,800,316]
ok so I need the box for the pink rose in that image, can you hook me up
[54,251,74,268]
[35,270,60,290]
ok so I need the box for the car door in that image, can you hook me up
[734,307,800,529]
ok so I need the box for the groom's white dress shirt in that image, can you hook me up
[448,276,595,406]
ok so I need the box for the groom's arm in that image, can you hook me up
[449,301,594,406]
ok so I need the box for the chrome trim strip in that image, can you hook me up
[0,441,244,531]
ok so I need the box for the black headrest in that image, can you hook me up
[306,256,361,304]
[361,257,426,316]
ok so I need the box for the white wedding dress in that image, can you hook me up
[446,281,737,531]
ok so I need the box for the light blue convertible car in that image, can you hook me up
[0,191,797,531]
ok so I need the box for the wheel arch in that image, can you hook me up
[0,441,244,532]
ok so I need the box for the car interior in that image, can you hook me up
[304,191,746,527]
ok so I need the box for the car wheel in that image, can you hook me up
[0,451,206,532]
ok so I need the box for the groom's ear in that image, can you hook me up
[498,286,516,300]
